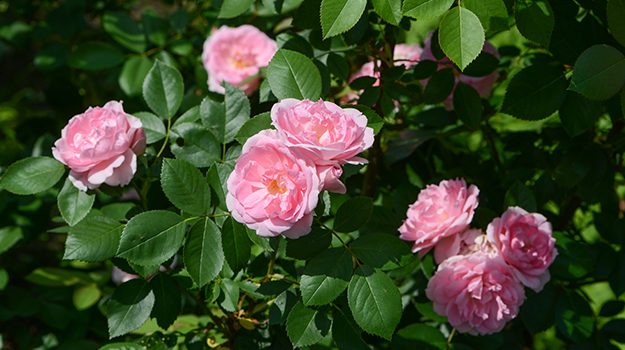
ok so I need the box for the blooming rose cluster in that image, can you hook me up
[227,99,374,239]
[399,179,558,335]
[52,101,146,191]
[202,25,278,96]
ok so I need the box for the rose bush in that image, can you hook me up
[51,101,146,191]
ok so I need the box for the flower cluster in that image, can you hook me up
[227,99,375,239]
[52,101,146,191]
[399,179,558,335]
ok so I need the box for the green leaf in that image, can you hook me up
[64,216,124,262]
[184,218,224,287]
[206,162,234,211]
[0,269,8,290]
[391,323,447,349]
[119,57,154,97]
[143,60,184,120]
[129,262,159,278]
[555,290,594,344]
[0,227,23,255]
[0,156,65,195]
[269,289,299,325]
[334,196,373,233]
[423,68,455,105]
[453,82,482,130]
[101,203,135,222]
[459,0,508,32]
[348,265,402,340]
[300,247,352,306]
[169,39,193,56]
[219,0,255,18]
[133,112,166,144]
[161,158,212,216]
[222,217,251,274]
[170,123,221,167]
[462,51,499,77]
[108,279,155,338]
[515,0,555,47]
[58,178,95,226]
[504,180,537,212]
[286,302,331,348]
[286,226,333,260]
[402,0,454,20]
[73,283,101,311]
[170,9,190,33]
[34,42,69,71]
[350,233,414,271]
[412,59,439,79]
[142,10,169,47]
[99,343,145,350]
[277,32,315,58]
[607,0,625,46]
[559,91,603,137]
[569,45,625,101]
[102,12,146,53]
[117,211,186,266]
[267,49,322,101]
[371,0,403,26]
[521,283,556,335]
[173,105,201,128]
[551,232,594,280]
[351,105,385,135]
[320,0,367,39]
[25,267,81,287]
[149,273,182,330]
[234,112,273,145]
[439,7,485,70]
[201,83,251,144]
[333,307,370,350]
[218,279,240,312]
[68,42,124,70]
[501,65,567,120]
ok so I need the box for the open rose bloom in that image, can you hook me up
[52,101,146,191]
[487,207,558,292]
[271,99,374,193]
[426,251,526,335]
[202,25,278,96]
[399,178,479,261]
[226,130,321,239]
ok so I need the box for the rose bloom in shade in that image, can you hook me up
[425,251,526,335]
[342,43,422,104]
[52,101,146,191]
[226,129,321,239]
[487,207,558,292]
[420,32,500,110]
[271,98,375,193]
[399,178,479,260]
[202,25,278,96]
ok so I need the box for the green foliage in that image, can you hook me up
[438,7,485,70]
[58,178,95,226]
[0,157,65,195]
[569,45,625,101]
[403,0,455,20]
[143,60,184,120]
[63,217,123,262]
[107,279,155,338]
[320,0,367,39]
[161,158,212,216]
[300,247,352,306]
[267,49,322,100]
[515,0,555,47]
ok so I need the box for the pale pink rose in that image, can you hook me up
[52,101,146,192]
[487,207,558,292]
[270,99,374,193]
[421,32,500,110]
[398,178,479,259]
[426,252,526,335]
[226,130,321,238]
[202,25,278,96]
[341,44,421,104]
[434,228,495,264]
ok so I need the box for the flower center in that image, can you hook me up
[267,179,287,195]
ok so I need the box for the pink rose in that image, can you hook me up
[487,207,558,292]
[434,228,491,264]
[398,178,479,259]
[425,252,526,335]
[226,130,321,238]
[270,99,375,193]
[52,101,146,191]
[421,32,500,110]
[202,25,278,96]
[341,43,422,104]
